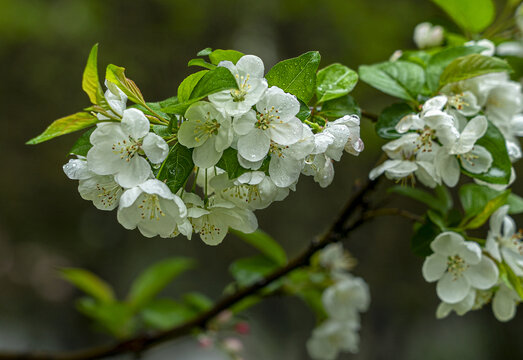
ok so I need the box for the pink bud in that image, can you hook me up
[223,337,243,353]
[198,335,214,348]
[235,321,250,335]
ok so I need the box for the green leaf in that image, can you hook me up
[70,128,95,156]
[230,229,287,266]
[106,64,146,105]
[141,299,196,330]
[82,44,104,105]
[432,0,495,33]
[503,55,523,81]
[499,262,523,300]
[216,148,249,179]
[182,292,213,312]
[296,100,312,121]
[319,95,361,119]
[315,63,358,103]
[127,257,196,310]
[187,58,216,70]
[188,66,238,100]
[398,50,432,68]
[358,61,425,101]
[411,217,441,257]
[388,185,448,214]
[27,112,98,145]
[459,183,501,216]
[156,143,194,194]
[435,185,453,213]
[197,47,213,56]
[375,103,415,139]
[229,255,279,287]
[209,49,245,65]
[439,54,511,88]
[76,298,135,338]
[426,45,487,91]
[178,70,209,103]
[61,268,115,303]
[508,193,523,215]
[266,51,321,103]
[461,120,512,185]
[462,191,510,229]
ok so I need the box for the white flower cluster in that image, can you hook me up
[307,244,370,360]
[370,69,523,187]
[423,205,522,322]
[64,55,363,245]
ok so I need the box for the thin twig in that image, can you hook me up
[363,208,424,223]
[360,109,379,122]
[0,178,396,360]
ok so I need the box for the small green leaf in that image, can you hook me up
[375,103,415,139]
[398,50,432,68]
[411,217,441,257]
[461,121,512,185]
[216,148,249,179]
[319,95,361,119]
[106,64,146,105]
[359,61,425,101]
[27,112,98,145]
[197,47,213,56]
[209,49,245,65]
[229,255,278,287]
[434,185,453,213]
[296,100,312,121]
[499,262,523,300]
[315,63,358,103]
[508,193,523,215]
[459,183,501,216]
[187,58,216,70]
[231,229,287,266]
[388,185,448,214]
[70,128,95,156]
[188,66,238,100]
[157,143,195,194]
[127,257,196,310]
[426,45,487,91]
[61,268,115,303]
[76,298,135,338]
[462,191,510,230]
[182,292,213,312]
[266,51,321,103]
[439,54,511,88]
[141,299,196,330]
[82,44,104,105]
[432,0,495,33]
[178,70,209,103]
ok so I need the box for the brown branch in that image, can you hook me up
[0,178,388,360]
[360,109,379,122]
[363,208,424,223]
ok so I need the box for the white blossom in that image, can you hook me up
[318,243,355,273]
[178,102,234,168]
[306,320,360,360]
[234,87,304,162]
[492,282,520,322]
[209,55,268,116]
[87,108,169,188]
[322,276,370,321]
[413,22,444,49]
[117,179,188,238]
[422,232,499,304]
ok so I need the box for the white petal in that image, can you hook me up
[233,110,256,136]
[437,272,471,304]
[422,253,448,282]
[63,159,92,180]
[114,156,151,188]
[460,146,492,174]
[492,286,518,322]
[192,138,222,168]
[464,257,498,290]
[431,232,465,255]
[451,115,488,154]
[238,129,270,162]
[236,55,265,78]
[121,108,150,140]
[142,133,169,164]
[269,156,302,188]
[269,118,303,145]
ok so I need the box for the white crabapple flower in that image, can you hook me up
[208,55,268,117]
[436,289,476,319]
[117,179,189,238]
[63,158,123,211]
[486,205,523,276]
[87,108,169,188]
[413,22,444,49]
[422,232,499,304]
[189,196,258,246]
[306,319,360,360]
[178,102,234,168]
[234,86,304,163]
[96,80,128,121]
[465,39,496,57]
[492,282,520,322]
[318,243,356,273]
[322,275,370,321]
[369,133,439,187]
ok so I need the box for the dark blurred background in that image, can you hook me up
[1,0,522,359]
